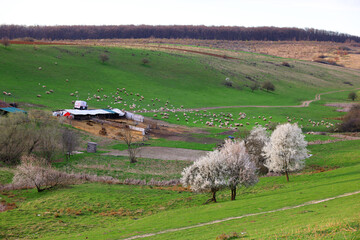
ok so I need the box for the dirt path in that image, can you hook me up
[308,133,360,145]
[124,190,360,240]
[102,147,209,161]
[182,89,360,111]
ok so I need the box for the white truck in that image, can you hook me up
[74,100,88,110]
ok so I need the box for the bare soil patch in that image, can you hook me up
[324,103,357,112]
[103,147,209,161]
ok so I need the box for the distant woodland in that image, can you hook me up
[1,25,359,42]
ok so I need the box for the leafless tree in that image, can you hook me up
[99,53,109,63]
[1,37,10,47]
[61,127,79,160]
[0,113,29,164]
[12,155,73,192]
[117,127,140,163]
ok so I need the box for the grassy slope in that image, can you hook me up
[1,140,359,239]
[1,45,360,111]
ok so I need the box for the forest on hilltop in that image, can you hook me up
[1,25,359,42]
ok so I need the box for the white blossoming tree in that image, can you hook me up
[245,126,270,175]
[182,139,259,202]
[181,150,226,203]
[220,139,258,200]
[263,123,308,182]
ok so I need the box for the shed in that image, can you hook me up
[0,101,27,115]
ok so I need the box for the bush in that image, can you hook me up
[12,155,75,192]
[348,92,358,101]
[99,53,109,63]
[281,61,291,67]
[0,113,29,165]
[1,37,10,47]
[222,78,233,87]
[142,58,149,64]
[340,104,360,132]
[250,82,259,92]
[262,81,275,92]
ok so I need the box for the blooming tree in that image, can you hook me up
[245,126,270,175]
[263,123,308,182]
[221,139,258,200]
[181,150,226,202]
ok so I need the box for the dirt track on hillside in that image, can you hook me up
[124,190,360,240]
[182,89,360,111]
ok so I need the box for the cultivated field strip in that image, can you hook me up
[123,190,360,240]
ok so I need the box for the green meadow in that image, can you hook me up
[1,43,360,239]
[1,140,359,239]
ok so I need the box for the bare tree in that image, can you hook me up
[99,53,109,63]
[12,155,73,192]
[0,113,29,164]
[117,127,140,163]
[1,37,10,47]
[61,127,79,160]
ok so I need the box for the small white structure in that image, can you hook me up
[125,112,144,122]
[74,100,88,110]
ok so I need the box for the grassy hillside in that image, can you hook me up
[1,44,360,111]
[0,140,359,239]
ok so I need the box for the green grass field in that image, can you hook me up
[1,140,359,239]
[1,43,360,239]
[1,44,360,112]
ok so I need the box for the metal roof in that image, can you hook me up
[0,107,27,113]
[63,108,125,116]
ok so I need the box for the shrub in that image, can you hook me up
[340,104,360,132]
[223,78,233,87]
[1,37,10,47]
[99,53,109,63]
[262,81,275,92]
[0,113,29,165]
[142,58,149,64]
[250,82,259,92]
[348,92,357,101]
[281,61,291,67]
[12,155,75,192]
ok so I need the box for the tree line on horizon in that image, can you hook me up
[0,25,359,42]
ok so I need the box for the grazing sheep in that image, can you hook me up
[66,79,69,82]
[3,91,7,95]
[42,85,46,88]
[70,93,74,96]
[38,67,42,70]
[46,91,50,94]
[37,94,41,97]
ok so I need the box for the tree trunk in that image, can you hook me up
[231,187,237,200]
[285,171,289,182]
[211,189,217,202]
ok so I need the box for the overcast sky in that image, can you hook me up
[1,0,359,36]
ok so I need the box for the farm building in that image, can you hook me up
[0,101,27,115]
[53,108,126,120]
